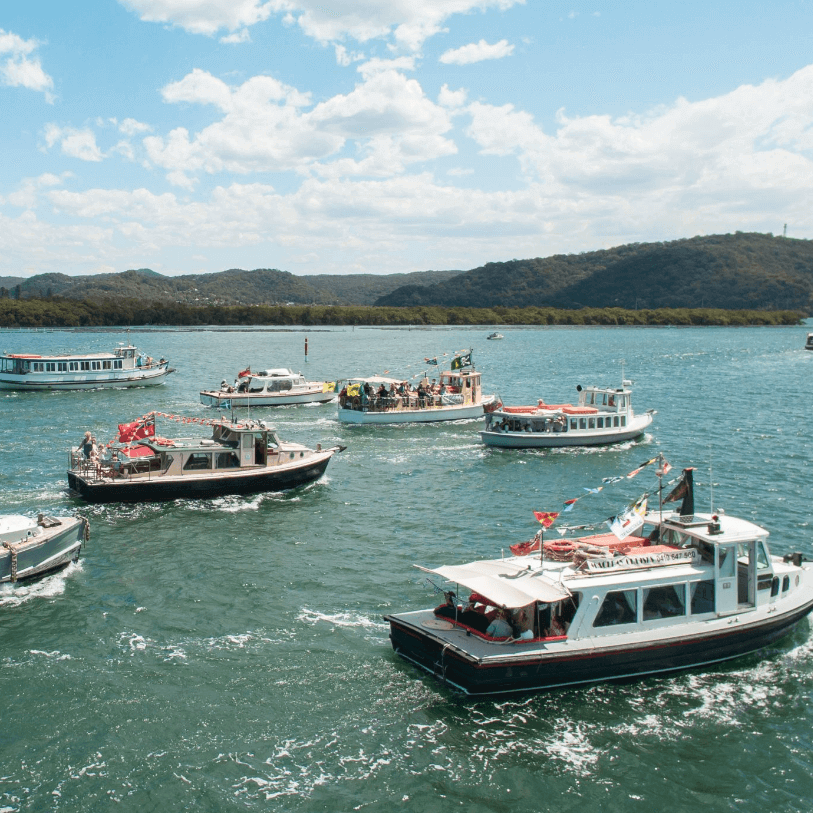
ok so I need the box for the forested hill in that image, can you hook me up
[375,233,813,312]
[1,268,459,307]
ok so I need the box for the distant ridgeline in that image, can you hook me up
[1,232,811,319]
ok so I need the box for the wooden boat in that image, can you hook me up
[66,413,343,503]
[0,344,172,390]
[200,367,337,408]
[385,466,813,696]
[0,514,87,583]
[481,381,654,448]
[338,352,498,425]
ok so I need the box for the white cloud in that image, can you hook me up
[145,67,455,180]
[117,0,273,36]
[334,45,365,67]
[43,125,105,162]
[439,38,514,65]
[118,0,525,50]
[119,118,152,136]
[1,173,65,209]
[0,28,54,99]
[220,28,251,44]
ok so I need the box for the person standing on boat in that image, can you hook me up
[79,431,93,458]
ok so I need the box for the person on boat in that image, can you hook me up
[377,383,387,400]
[434,591,459,620]
[79,431,93,458]
[459,601,491,634]
[486,610,513,638]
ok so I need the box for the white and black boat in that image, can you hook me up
[481,381,654,448]
[1,514,88,584]
[67,413,344,503]
[200,367,337,408]
[805,333,813,351]
[385,466,813,696]
[0,344,172,390]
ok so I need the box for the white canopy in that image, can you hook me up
[348,375,404,385]
[417,560,570,608]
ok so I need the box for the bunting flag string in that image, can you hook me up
[551,454,669,527]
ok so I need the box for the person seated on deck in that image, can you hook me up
[389,383,402,406]
[433,591,459,620]
[416,383,429,406]
[458,600,491,633]
[486,609,514,639]
[512,604,535,639]
[377,383,387,400]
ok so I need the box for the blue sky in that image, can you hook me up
[2,0,812,278]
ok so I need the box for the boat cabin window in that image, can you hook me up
[613,416,619,427]
[756,541,770,571]
[718,545,736,577]
[81,362,90,371]
[69,361,79,371]
[783,576,790,593]
[184,452,212,470]
[588,418,596,429]
[579,418,586,429]
[620,416,626,426]
[593,589,637,627]
[249,382,266,393]
[643,584,686,620]
[690,580,715,613]
[33,362,44,372]
[216,452,240,469]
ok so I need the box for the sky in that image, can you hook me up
[2,0,813,279]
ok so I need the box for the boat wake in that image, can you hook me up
[299,607,388,631]
[0,560,83,607]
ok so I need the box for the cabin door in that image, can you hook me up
[715,544,739,615]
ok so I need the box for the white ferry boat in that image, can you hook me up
[0,344,172,390]
[385,467,813,695]
[200,367,336,408]
[0,514,88,584]
[481,381,654,448]
[338,358,498,425]
[805,333,813,351]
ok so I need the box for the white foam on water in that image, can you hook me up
[0,560,83,607]
[298,608,388,630]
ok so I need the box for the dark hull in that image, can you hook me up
[67,457,331,503]
[386,600,813,696]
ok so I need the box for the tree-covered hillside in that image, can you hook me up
[4,267,459,307]
[375,233,813,312]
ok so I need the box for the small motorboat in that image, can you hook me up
[805,333,813,351]
[200,367,337,408]
[481,380,654,448]
[0,514,87,583]
[385,463,813,696]
[67,412,344,503]
[486,332,504,340]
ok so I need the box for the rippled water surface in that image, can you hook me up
[1,323,812,812]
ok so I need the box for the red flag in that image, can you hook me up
[533,511,559,528]
[510,538,542,556]
[238,366,251,378]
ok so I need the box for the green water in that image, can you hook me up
[1,324,812,812]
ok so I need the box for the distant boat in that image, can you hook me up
[486,332,504,340]
[0,344,172,390]
[481,380,654,448]
[200,367,337,408]
[0,514,87,584]
[805,333,813,351]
